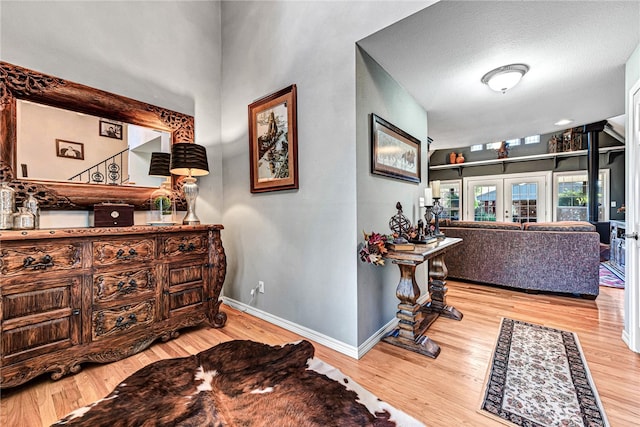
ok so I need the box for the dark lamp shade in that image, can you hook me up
[148,152,171,177]
[169,143,209,176]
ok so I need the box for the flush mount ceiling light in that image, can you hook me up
[481,64,530,93]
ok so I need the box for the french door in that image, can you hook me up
[464,172,551,223]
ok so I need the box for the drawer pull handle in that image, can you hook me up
[23,254,54,270]
[72,309,80,316]
[178,243,196,252]
[115,248,138,260]
[116,279,138,293]
[115,313,138,329]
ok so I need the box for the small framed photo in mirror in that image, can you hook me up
[99,120,123,140]
[56,139,85,160]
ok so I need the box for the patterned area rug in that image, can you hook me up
[480,318,609,427]
[599,264,624,289]
[53,340,424,426]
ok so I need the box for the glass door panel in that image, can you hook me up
[504,177,546,223]
[465,182,502,221]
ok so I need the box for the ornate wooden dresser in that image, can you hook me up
[0,224,226,389]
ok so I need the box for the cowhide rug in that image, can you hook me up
[53,339,424,427]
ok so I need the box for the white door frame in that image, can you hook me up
[623,79,640,353]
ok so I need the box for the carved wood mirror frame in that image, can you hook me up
[0,61,191,210]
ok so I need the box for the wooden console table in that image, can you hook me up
[382,237,463,358]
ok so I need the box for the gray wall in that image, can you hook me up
[0,0,224,226]
[219,1,430,349]
[355,47,428,343]
[2,0,434,352]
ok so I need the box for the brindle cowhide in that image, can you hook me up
[53,340,424,427]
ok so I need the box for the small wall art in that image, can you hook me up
[99,120,123,140]
[248,84,298,193]
[370,114,421,183]
[56,139,84,160]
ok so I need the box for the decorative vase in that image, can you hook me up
[148,180,176,224]
[24,192,40,229]
[456,153,465,164]
[12,206,35,230]
[449,152,457,164]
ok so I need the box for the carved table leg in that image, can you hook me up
[382,261,441,358]
[422,253,463,321]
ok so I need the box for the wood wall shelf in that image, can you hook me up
[429,146,625,175]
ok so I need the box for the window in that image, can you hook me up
[439,180,462,220]
[506,138,521,147]
[524,135,540,144]
[553,170,609,221]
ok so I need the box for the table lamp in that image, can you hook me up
[148,152,176,224]
[169,143,209,225]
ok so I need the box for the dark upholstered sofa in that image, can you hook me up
[440,221,600,298]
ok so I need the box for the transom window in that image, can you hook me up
[524,135,540,144]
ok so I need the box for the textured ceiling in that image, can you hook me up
[358,1,640,150]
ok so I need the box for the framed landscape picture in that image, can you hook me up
[248,84,298,193]
[370,114,421,183]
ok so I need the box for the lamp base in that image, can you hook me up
[182,215,201,225]
[182,177,200,225]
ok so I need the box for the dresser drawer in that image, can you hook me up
[164,261,208,317]
[92,300,155,340]
[93,238,155,267]
[2,277,82,321]
[0,243,82,277]
[93,268,156,304]
[1,277,82,365]
[161,233,209,258]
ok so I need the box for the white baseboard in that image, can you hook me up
[622,330,630,347]
[621,330,640,353]
[357,317,398,358]
[223,293,427,359]
[223,297,359,358]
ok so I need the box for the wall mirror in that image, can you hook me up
[0,61,193,210]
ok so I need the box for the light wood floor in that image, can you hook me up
[1,281,639,426]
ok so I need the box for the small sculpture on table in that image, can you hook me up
[416,219,424,241]
[388,202,412,243]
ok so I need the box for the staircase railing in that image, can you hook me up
[68,148,129,185]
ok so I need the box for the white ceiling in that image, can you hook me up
[358,1,640,150]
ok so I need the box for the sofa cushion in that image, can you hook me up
[522,221,596,232]
[448,220,522,230]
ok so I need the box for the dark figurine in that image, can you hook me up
[497,141,509,159]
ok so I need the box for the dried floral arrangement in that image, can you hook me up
[359,231,389,266]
